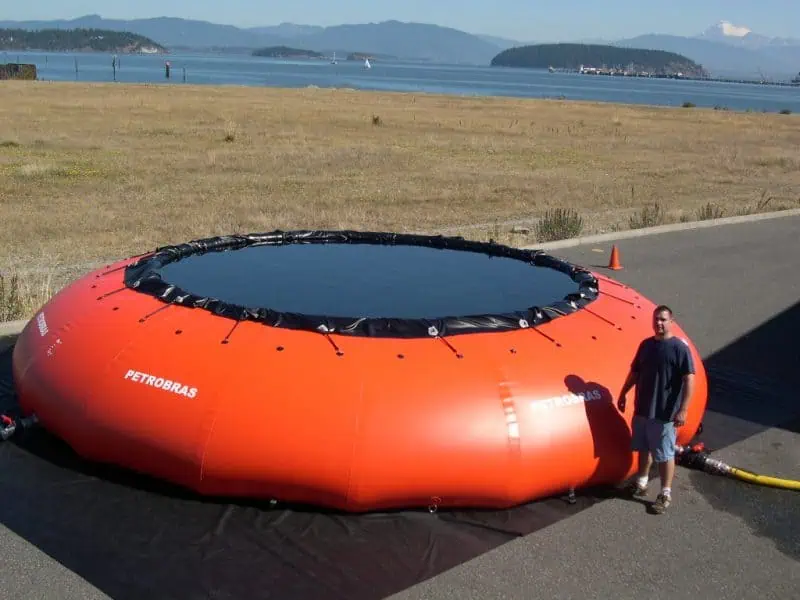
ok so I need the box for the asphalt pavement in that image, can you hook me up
[389,213,800,600]
[2,213,799,599]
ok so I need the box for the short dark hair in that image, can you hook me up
[654,305,673,317]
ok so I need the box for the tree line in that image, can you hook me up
[492,43,706,76]
[0,28,165,53]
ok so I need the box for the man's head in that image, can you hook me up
[652,305,674,339]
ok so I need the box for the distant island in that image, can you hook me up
[251,46,394,62]
[252,46,323,58]
[491,43,708,78]
[0,27,166,54]
[348,52,400,62]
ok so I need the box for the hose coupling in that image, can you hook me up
[0,413,39,441]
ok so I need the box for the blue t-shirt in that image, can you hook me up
[631,336,695,422]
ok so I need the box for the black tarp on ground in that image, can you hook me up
[1,303,798,599]
[0,343,603,600]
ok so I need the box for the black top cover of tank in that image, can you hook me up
[123,230,599,338]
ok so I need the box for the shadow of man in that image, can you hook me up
[564,374,633,492]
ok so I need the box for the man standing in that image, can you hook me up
[617,305,696,514]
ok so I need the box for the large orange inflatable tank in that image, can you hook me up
[11,231,708,512]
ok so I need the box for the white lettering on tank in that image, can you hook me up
[123,369,198,399]
[530,389,603,411]
[36,312,49,336]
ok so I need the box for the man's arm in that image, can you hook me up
[674,344,696,425]
[618,343,643,412]
[674,373,695,426]
[620,368,637,397]
[617,368,637,412]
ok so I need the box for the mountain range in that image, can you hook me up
[0,15,798,78]
[615,21,800,78]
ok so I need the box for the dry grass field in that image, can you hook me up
[1,80,799,318]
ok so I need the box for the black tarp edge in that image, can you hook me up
[122,230,600,339]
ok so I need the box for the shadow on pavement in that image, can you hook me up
[700,300,800,449]
[0,303,797,599]
[685,301,800,561]
[688,416,800,562]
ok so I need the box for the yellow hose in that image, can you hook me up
[728,467,800,491]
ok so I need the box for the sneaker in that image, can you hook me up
[626,480,648,498]
[651,493,671,514]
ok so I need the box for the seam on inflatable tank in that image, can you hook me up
[198,397,221,484]
[345,379,366,508]
[498,379,522,504]
[500,387,520,443]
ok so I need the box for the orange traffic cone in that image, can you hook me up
[608,245,623,270]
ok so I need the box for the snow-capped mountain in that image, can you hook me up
[697,20,799,49]
[701,20,752,39]
[617,21,800,79]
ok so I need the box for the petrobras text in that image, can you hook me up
[530,388,603,411]
[123,369,198,399]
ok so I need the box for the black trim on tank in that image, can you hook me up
[123,230,600,339]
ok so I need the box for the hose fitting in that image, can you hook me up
[676,442,800,491]
[0,413,39,441]
[676,443,732,475]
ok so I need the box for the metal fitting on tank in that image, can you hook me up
[0,414,39,441]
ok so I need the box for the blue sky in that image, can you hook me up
[5,1,799,41]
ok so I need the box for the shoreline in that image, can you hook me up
[548,67,800,88]
[12,77,799,116]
